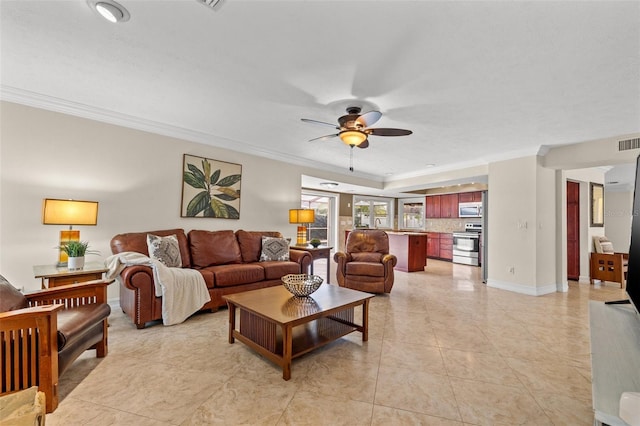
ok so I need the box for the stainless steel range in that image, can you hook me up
[453,223,482,266]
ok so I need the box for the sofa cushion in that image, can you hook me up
[196,269,216,289]
[261,261,301,280]
[260,236,290,262]
[236,230,283,263]
[111,229,191,268]
[56,303,111,350]
[189,230,242,267]
[0,275,28,312]
[147,234,182,267]
[346,262,385,277]
[203,264,265,287]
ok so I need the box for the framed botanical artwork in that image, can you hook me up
[181,154,241,218]
[590,182,604,227]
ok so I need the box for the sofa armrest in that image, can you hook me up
[289,249,312,272]
[119,265,154,291]
[382,254,398,268]
[0,304,63,413]
[333,252,352,287]
[25,279,113,308]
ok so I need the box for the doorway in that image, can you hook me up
[300,191,338,248]
[567,180,580,281]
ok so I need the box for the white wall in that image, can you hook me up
[0,102,340,299]
[535,158,557,289]
[487,156,538,290]
[486,156,558,295]
[604,189,633,252]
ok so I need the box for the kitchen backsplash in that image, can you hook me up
[423,218,482,233]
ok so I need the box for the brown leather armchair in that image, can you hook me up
[334,230,397,293]
[0,275,112,413]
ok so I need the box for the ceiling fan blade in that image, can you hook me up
[367,128,413,136]
[357,139,369,149]
[355,111,382,128]
[301,118,338,129]
[308,133,339,142]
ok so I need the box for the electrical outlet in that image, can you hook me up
[509,266,515,274]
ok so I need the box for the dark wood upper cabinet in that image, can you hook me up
[440,194,459,218]
[425,195,441,218]
[458,191,482,203]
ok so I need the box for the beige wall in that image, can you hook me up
[604,190,633,252]
[487,156,538,291]
[0,102,329,298]
[486,156,558,295]
[535,159,557,289]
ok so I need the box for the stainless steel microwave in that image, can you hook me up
[458,202,482,218]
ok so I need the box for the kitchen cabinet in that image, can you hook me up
[425,232,452,261]
[425,195,441,218]
[440,194,459,218]
[439,233,453,260]
[458,191,482,203]
[388,232,427,272]
[426,233,440,258]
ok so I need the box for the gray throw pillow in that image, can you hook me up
[147,234,182,267]
[260,236,290,262]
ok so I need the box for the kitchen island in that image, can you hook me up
[387,232,428,272]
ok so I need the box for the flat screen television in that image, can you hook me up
[611,154,640,312]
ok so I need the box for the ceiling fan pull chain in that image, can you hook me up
[349,145,354,172]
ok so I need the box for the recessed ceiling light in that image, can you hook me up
[88,0,130,23]
[319,182,339,189]
[425,164,435,168]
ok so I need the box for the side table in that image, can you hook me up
[293,245,333,284]
[33,261,108,289]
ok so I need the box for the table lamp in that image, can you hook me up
[289,209,315,245]
[42,198,99,266]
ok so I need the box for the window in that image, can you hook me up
[301,191,337,246]
[353,196,394,229]
[398,197,425,229]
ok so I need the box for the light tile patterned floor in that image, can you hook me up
[47,260,627,425]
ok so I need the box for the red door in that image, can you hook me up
[567,181,580,281]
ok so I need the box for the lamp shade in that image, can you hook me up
[289,208,315,224]
[42,199,99,226]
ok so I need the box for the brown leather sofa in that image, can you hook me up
[110,229,312,329]
[334,229,397,293]
[0,275,111,413]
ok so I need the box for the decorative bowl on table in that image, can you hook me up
[309,239,322,248]
[282,274,323,297]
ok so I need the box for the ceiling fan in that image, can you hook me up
[301,106,413,150]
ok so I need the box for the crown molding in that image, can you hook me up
[0,86,382,182]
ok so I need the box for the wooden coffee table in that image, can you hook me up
[223,284,373,380]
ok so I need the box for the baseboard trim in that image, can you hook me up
[486,279,558,296]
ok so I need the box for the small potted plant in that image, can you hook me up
[309,238,322,248]
[58,241,99,270]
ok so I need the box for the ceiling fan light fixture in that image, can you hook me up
[339,130,367,146]
[89,0,130,23]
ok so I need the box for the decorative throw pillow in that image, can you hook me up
[260,236,290,262]
[600,240,615,254]
[147,234,182,267]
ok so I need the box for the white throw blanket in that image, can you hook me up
[105,252,211,326]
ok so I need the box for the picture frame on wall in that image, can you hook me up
[590,182,604,227]
[181,154,241,218]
